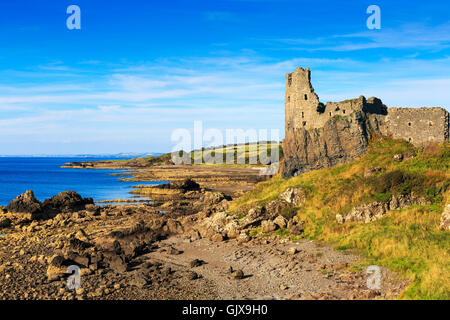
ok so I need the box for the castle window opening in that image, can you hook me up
[302,112,304,118]
[343,109,346,114]
[329,112,332,116]
[287,96,290,102]
[429,122,433,127]
[302,121,307,126]
[304,94,308,100]
[288,75,292,87]
[408,122,411,126]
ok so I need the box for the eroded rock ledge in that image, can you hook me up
[176,187,307,243]
[336,193,425,224]
[282,109,381,179]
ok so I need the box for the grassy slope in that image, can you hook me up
[102,142,282,168]
[230,137,450,299]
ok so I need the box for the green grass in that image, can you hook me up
[100,141,282,168]
[230,137,450,299]
[189,142,282,166]
[275,228,291,237]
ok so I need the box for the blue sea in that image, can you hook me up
[0,157,165,206]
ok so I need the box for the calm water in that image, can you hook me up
[0,157,165,206]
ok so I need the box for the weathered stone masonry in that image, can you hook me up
[384,107,449,145]
[282,67,449,179]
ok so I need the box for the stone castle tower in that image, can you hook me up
[285,67,449,146]
[282,67,449,178]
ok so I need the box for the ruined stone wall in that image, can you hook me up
[285,68,320,132]
[382,107,449,145]
[285,67,448,147]
[282,67,449,178]
[285,68,387,134]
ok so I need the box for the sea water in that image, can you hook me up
[0,157,164,206]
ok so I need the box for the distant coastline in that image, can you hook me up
[0,153,163,158]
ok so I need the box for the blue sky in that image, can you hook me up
[0,0,449,154]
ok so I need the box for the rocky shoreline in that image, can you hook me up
[0,170,409,300]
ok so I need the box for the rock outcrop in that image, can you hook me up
[42,191,94,215]
[184,187,306,241]
[0,217,11,229]
[278,187,305,206]
[158,179,200,192]
[5,190,42,219]
[440,204,450,230]
[5,190,94,220]
[282,110,376,178]
[336,193,425,224]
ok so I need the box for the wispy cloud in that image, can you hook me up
[272,22,450,52]
[1,51,449,154]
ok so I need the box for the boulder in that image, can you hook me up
[167,246,182,255]
[5,190,42,218]
[389,193,425,209]
[337,193,425,224]
[196,211,232,239]
[265,199,288,217]
[239,206,272,229]
[233,269,244,279]
[261,220,277,233]
[159,178,200,192]
[187,271,199,280]
[42,191,94,215]
[202,191,231,206]
[237,232,251,243]
[130,271,149,288]
[273,215,288,229]
[211,233,224,242]
[364,167,382,177]
[223,220,240,238]
[109,255,128,274]
[287,220,304,236]
[65,237,91,254]
[0,217,11,229]
[278,188,305,206]
[49,255,66,267]
[189,259,204,268]
[46,265,67,281]
[440,204,450,231]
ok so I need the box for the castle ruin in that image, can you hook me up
[285,67,449,145]
[282,67,449,178]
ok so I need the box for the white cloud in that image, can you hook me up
[272,22,450,52]
[98,105,121,112]
[0,52,449,154]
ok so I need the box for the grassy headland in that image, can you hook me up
[62,142,281,169]
[230,137,450,299]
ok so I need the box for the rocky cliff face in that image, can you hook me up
[282,111,378,179]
